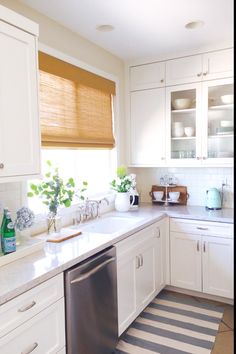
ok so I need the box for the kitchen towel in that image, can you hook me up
[115,290,224,354]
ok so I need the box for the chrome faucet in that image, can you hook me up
[74,197,110,224]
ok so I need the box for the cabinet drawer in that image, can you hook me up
[0,273,64,337]
[0,298,65,354]
[115,221,161,258]
[170,218,233,238]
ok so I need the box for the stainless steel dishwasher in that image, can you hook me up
[64,246,118,354]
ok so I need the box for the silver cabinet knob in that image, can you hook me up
[203,71,208,76]
[0,163,4,169]
[160,79,164,83]
[202,156,207,160]
[196,157,201,160]
[197,73,202,77]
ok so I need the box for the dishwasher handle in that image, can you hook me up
[70,257,115,284]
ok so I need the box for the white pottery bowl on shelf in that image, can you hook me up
[172,98,192,110]
[172,127,184,137]
[220,120,233,128]
[169,191,180,201]
[153,191,164,200]
[220,94,234,104]
[184,127,195,137]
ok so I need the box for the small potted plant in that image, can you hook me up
[110,166,136,211]
[28,161,87,233]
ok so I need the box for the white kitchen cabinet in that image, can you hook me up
[202,236,233,298]
[170,218,234,299]
[116,219,166,335]
[130,61,165,90]
[170,232,202,291]
[166,78,234,166]
[0,274,65,353]
[166,48,233,85]
[0,298,65,354]
[202,48,234,81]
[0,6,40,182]
[166,55,202,85]
[130,88,166,166]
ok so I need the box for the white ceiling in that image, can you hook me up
[19,0,233,61]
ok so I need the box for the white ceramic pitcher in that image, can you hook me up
[115,192,135,212]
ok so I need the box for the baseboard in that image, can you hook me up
[165,285,234,305]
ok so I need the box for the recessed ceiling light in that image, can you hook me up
[185,21,205,29]
[96,24,114,32]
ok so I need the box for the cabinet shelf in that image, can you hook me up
[171,108,196,113]
[171,136,196,140]
[208,134,234,139]
[209,104,233,110]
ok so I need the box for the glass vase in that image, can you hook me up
[47,214,62,234]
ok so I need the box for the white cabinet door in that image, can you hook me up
[170,232,202,291]
[117,250,137,335]
[136,238,157,309]
[0,21,40,179]
[130,88,165,166]
[0,299,65,354]
[202,48,234,80]
[130,62,165,90]
[202,236,234,299]
[166,55,202,85]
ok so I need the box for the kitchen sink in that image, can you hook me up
[70,215,144,234]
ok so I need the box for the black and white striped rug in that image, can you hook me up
[115,290,224,354]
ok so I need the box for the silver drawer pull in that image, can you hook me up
[18,301,36,313]
[136,255,140,269]
[21,342,38,354]
[196,227,208,231]
[197,240,200,252]
[139,254,143,267]
[203,241,206,253]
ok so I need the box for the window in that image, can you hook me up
[27,52,117,214]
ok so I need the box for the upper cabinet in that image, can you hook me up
[127,47,234,167]
[166,55,203,85]
[166,48,233,85]
[202,48,234,81]
[0,6,41,182]
[130,61,165,90]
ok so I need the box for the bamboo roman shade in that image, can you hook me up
[38,51,116,148]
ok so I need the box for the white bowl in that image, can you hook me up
[220,120,233,128]
[169,191,180,201]
[172,127,184,137]
[220,94,234,105]
[184,127,195,137]
[172,98,192,110]
[172,121,184,127]
[153,191,164,200]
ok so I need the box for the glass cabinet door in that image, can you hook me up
[203,79,234,162]
[166,83,201,163]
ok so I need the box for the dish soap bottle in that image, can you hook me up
[1,208,16,255]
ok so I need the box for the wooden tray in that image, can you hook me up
[149,185,189,205]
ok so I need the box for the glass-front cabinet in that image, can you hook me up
[166,78,234,166]
[202,78,234,165]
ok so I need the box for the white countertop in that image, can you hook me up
[0,204,233,305]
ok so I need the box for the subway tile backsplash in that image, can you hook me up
[129,167,234,208]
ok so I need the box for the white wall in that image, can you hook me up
[129,167,234,208]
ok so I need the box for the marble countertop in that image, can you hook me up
[0,204,233,305]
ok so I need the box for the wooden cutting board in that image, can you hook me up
[47,228,82,243]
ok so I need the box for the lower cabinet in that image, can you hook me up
[0,274,65,354]
[116,219,167,335]
[0,299,65,354]
[170,218,233,299]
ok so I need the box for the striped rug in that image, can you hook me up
[114,290,224,354]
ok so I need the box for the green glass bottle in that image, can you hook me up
[1,208,8,254]
[1,209,16,255]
